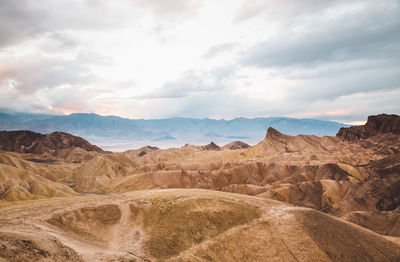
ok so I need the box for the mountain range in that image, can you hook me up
[0,113,399,261]
[0,112,347,150]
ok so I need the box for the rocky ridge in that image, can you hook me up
[0,130,106,155]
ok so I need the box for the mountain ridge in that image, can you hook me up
[1,114,400,261]
[0,130,106,155]
[0,112,347,149]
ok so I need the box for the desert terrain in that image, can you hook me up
[1,114,400,261]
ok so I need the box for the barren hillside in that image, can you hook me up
[1,189,399,261]
[1,114,400,261]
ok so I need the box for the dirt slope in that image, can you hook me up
[1,189,399,262]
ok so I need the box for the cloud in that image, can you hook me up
[0,0,399,123]
[38,32,78,53]
[0,0,45,48]
[0,83,97,115]
[240,1,400,67]
[90,89,272,119]
[137,66,235,99]
[234,0,335,23]
[0,54,96,93]
[234,0,400,105]
[90,86,400,123]
[283,88,400,123]
[0,0,133,50]
[203,42,239,59]
[279,61,400,101]
[133,0,201,20]
[38,85,95,114]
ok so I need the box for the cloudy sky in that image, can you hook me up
[0,0,399,124]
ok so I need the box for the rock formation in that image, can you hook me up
[337,113,400,140]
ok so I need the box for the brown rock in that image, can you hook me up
[201,142,220,150]
[0,130,105,155]
[337,113,400,140]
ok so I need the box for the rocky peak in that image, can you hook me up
[337,114,400,140]
[265,127,291,142]
[365,114,400,134]
[202,142,220,151]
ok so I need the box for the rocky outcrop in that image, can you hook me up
[265,127,290,141]
[0,131,43,153]
[337,114,400,140]
[201,142,220,151]
[0,130,105,155]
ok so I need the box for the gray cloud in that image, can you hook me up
[241,1,400,67]
[0,0,131,50]
[0,0,45,48]
[276,60,400,101]
[236,0,400,105]
[235,0,338,23]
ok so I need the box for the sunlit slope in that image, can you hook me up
[1,189,399,262]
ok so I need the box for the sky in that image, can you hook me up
[0,0,399,124]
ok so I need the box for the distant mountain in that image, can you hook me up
[0,112,347,149]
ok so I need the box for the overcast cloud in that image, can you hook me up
[0,0,399,123]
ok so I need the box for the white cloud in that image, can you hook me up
[0,0,399,122]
